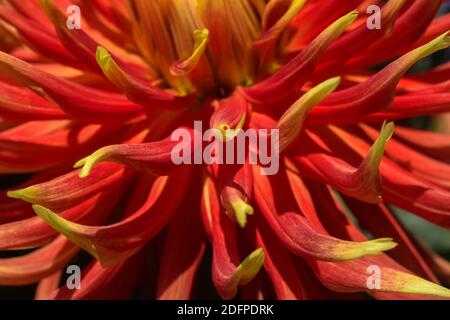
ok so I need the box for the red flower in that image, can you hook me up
[0,0,450,300]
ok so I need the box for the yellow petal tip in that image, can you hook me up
[334,237,397,261]
[74,149,107,178]
[233,200,254,228]
[96,46,113,71]
[6,188,32,202]
[169,28,209,77]
[235,247,265,285]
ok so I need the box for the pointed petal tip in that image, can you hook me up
[235,247,265,285]
[333,237,398,261]
[403,31,450,66]
[370,121,395,169]
[404,277,450,298]
[7,187,37,203]
[349,121,395,203]
[6,189,23,200]
[388,269,450,298]
[362,237,398,256]
[317,76,342,95]
[336,9,359,29]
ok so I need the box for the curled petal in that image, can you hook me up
[0,190,120,250]
[201,175,264,299]
[74,131,193,178]
[0,195,34,224]
[327,126,450,226]
[309,32,450,124]
[254,0,306,67]
[170,28,209,77]
[293,122,394,203]
[245,10,357,104]
[0,51,143,122]
[312,259,450,299]
[96,47,195,110]
[253,166,397,262]
[216,163,254,228]
[210,89,249,138]
[32,169,191,267]
[8,163,128,210]
[360,124,450,189]
[302,181,449,299]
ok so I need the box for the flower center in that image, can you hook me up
[127,0,287,97]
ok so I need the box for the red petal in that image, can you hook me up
[253,165,396,261]
[309,32,450,124]
[327,125,450,227]
[0,82,68,120]
[0,236,78,285]
[32,168,192,267]
[0,191,118,250]
[201,175,264,300]
[215,162,254,228]
[0,51,143,122]
[291,123,394,203]
[245,11,357,104]
[157,183,206,300]
[344,198,439,282]
[48,254,143,300]
[8,163,130,210]
[347,0,443,68]
[73,129,194,178]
